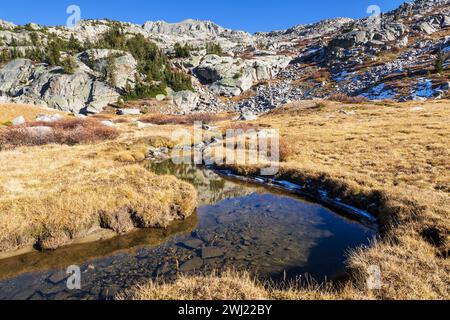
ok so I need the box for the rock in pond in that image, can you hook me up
[201,247,225,259]
[179,257,203,272]
[180,238,204,250]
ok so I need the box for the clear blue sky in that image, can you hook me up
[1,0,408,33]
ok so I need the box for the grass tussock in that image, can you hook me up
[139,113,235,125]
[0,141,197,253]
[118,270,365,300]
[0,119,119,149]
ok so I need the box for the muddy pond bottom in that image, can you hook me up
[0,162,376,300]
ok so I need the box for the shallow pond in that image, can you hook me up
[0,162,376,300]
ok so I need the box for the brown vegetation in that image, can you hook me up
[328,93,369,104]
[0,143,197,252]
[139,113,235,125]
[211,100,450,300]
[0,119,119,149]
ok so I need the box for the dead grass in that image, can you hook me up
[0,130,197,253]
[2,100,449,300]
[0,103,67,124]
[139,113,235,125]
[329,93,369,104]
[0,119,119,149]
[186,99,450,300]
[119,270,367,300]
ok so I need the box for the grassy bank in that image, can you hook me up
[119,270,359,300]
[0,115,197,253]
[124,100,449,300]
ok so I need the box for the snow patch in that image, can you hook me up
[412,79,434,99]
[362,83,395,100]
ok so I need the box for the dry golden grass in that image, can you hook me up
[209,99,449,300]
[0,134,197,253]
[119,270,367,300]
[0,103,66,123]
[1,100,449,300]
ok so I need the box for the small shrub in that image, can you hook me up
[174,42,192,58]
[0,119,119,149]
[206,42,224,56]
[329,93,369,104]
[61,56,77,75]
[114,151,139,163]
[148,136,176,149]
[279,138,295,162]
[435,50,444,74]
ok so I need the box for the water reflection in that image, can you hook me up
[0,214,198,281]
[145,161,268,206]
[0,162,375,300]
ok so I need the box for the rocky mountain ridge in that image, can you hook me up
[0,0,448,115]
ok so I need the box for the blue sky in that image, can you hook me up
[2,0,408,33]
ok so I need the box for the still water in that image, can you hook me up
[0,162,375,300]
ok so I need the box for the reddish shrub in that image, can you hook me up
[0,119,119,149]
[329,93,369,104]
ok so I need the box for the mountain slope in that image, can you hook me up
[0,0,448,115]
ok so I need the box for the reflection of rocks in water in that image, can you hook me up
[0,163,374,300]
[194,193,332,277]
[0,214,198,281]
[146,161,265,206]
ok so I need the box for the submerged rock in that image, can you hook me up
[201,247,225,259]
[179,257,204,272]
[180,238,204,250]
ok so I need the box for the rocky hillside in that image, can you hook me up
[0,0,448,115]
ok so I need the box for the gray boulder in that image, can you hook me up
[0,59,119,114]
[11,116,25,126]
[22,126,54,138]
[172,90,199,112]
[35,114,64,122]
[117,108,141,116]
[77,49,137,90]
[239,112,258,121]
[194,54,291,96]
[329,23,407,49]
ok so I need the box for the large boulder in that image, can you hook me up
[117,108,141,116]
[0,59,119,114]
[143,19,254,50]
[415,14,450,34]
[11,116,25,126]
[0,59,35,96]
[77,49,138,90]
[329,23,407,49]
[172,90,199,112]
[194,54,291,96]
